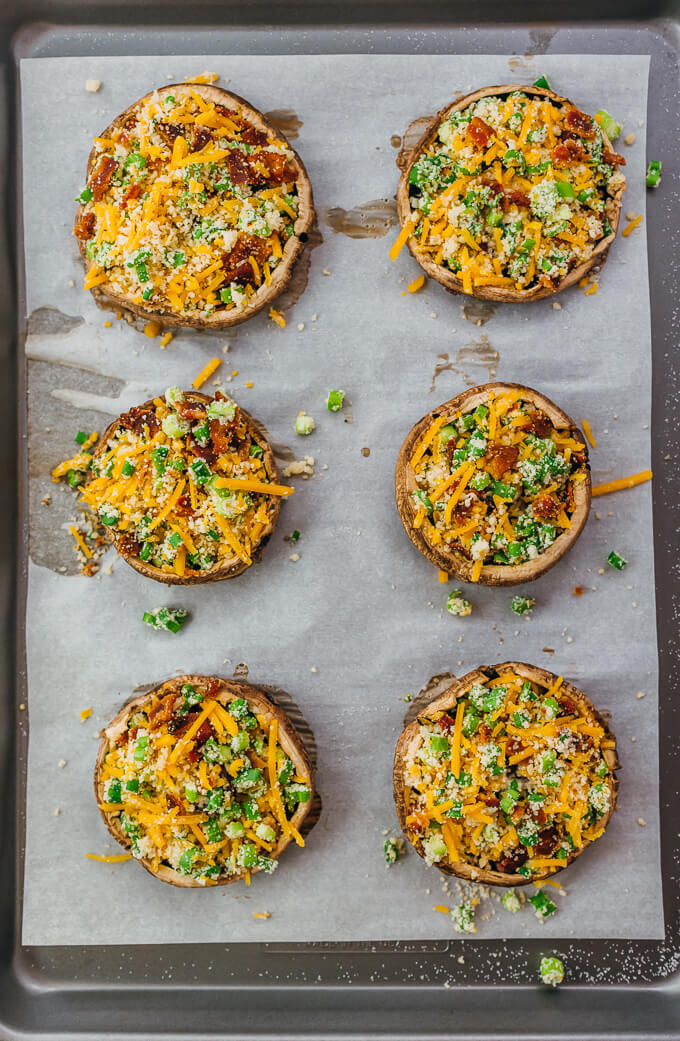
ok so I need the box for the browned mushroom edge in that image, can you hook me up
[394,381,591,587]
[94,675,315,888]
[393,661,619,887]
[395,84,625,301]
[75,82,315,329]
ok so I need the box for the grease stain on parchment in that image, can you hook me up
[508,55,535,77]
[275,217,323,313]
[527,27,557,55]
[264,108,303,141]
[319,199,397,239]
[430,335,500,392]
[396,115,435,171]
[462,300,497,326]
[403,673,456,727]
[27,306,84,337]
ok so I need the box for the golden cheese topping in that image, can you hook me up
[74,85,303,318]
[409,390,588,580]
[78,389,292,578]
[98,681,311,884]
[405,90,626,293]
[401,670,616,880]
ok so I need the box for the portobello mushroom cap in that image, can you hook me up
[395,84,625,301]
[90,391,282,585]
[394,381,591,586]
[94,675,315,888]
[75,82,315,328]
[393,661,619,886]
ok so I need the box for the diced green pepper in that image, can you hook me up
[607,550,628,571]
[530,891,557,918]
[532,75,551,90]
[326,390,345,412]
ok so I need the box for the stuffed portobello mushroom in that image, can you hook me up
[73,82,314,328]
[81,388,291,584]
[95,675,314,887]
[393,662,618,886]
[395,382,591,586]
[395,84,626,300]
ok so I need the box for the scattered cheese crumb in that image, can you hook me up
[282,456,315,479]
[58,759,67,768]
[144,321,161,338]
[636,691,646,699]
[104,320,111,328]
[289,553,300,562]
[245,381,254,389]
[85,79,101,92]
[18,703,26,711]
[269,307,286,329]
[297,323,305,331]
[186,71,219,84]
[552,301,562,310]
[323,268,331,275]
[310,666,318,674]
[252,911,271,919]
[624,132,636,145]
[160,332,173,348]
[637,817,647,827]
[80,708,93,722]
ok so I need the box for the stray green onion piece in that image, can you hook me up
[74,430,88,445]
[532,75,551,90]
[451,901,476,933]
[326,389,345,413]
[384,836,404,865]
[446,590,472,617]
[529,891,557,919]
[295,412,315,436]
[595,109,622,141]
[646,160,662,188]
[502,891,521,913]
[510,595,536,616]
[607,550,628,571]
[539,955,565,987]
[142,607,189,634]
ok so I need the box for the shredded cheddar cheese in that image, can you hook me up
[591,469,652,497]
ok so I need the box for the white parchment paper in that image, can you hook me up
[20,53,661,945]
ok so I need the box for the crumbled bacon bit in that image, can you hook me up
[89,154,118,201]
[496,845,528,874]
[552,138,587,166]
[174,494,195,517]
[240,126,268,147]
[532,492,560,521]
[221,234,269,285]
[258,150,296,185]
[501,187,531,210]
[603,148,626,166]
[119,405,160,438]
[485,444,519,481]
[525,410,553,438]
[573,586,584,597]
[156,121,185,146]
[195,720,215,745]
[467,116,494,148]
[192,127,213,152]
[438,712,456,734]
[73,211,96,240]
[148,695,178,729]
[121,183,142,210]
[565,107,595,139]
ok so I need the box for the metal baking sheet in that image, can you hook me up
[19,50,662,947]
[3,7,680,1041]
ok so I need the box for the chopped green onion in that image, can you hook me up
[530,892,557,919]
[189,458,212,485]
[133,735,148,762]
[326,389,345,413]
[121,459,136,478]
[539,956,565,986]
[142,607,189,634]
[502,891,521,913]
[646,160,662,188]
[295,412,315,436]
[595,109,622,141]
[446,590,472,617]
[607,550,628,571]
[384,836,403,865]
[510,595,536,616]
[76,186,93,204]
